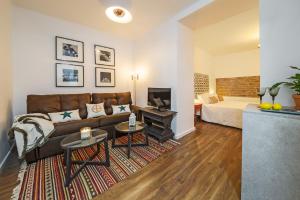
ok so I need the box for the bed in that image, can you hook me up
[199,96,259,129]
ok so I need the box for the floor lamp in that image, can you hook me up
[132,73,139,105]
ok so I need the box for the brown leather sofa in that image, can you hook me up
[25,92,139,163]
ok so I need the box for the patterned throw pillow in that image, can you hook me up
[218,95,224,101]
[86,103,106,118]
[112,104,131,114]
[197,93,210,104]
[209,96,219,104]
[48,109,81,123]
[153,98,164,107]
[163,100,171,107]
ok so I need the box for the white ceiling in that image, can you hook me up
[12,0,259,54]
[180,0,259,30]
[181,0,259,56]
[13,0,199,39]
[195,8,259,55]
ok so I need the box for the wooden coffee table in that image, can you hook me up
[60,129,110,187]
[113,121,148,159]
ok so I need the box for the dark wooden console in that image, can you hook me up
[140,107,177,143]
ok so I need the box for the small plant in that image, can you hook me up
[271,66,300,94]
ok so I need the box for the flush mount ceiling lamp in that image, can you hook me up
[105,6,132,23]
[101,0,132,24]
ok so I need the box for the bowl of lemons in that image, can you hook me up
[259,102,300,115]
[260,102,282,111]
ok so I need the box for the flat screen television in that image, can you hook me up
[148,88,171,110]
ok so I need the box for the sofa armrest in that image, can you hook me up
[131,105,142,121]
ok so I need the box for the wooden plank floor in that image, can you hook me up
[0,122,242,200]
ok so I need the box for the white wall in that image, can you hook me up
[0,0,13,167]
[194,47,215,92]
[260,0,300,106]
[194,48,212,75]
[176,24,195,137]
[133,20,179,132]
[133,19,195,137]
[12,7,134,115]
[194,48,260,93]
[213,49,260,78]
[133,20,178,109]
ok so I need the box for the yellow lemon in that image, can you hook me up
[260,102,273,110]
[273,103,282,110]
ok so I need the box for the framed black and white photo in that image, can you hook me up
[94,45,115,66]
[56,36,84,63]
[95,67,115,87]
[56,63,84,87]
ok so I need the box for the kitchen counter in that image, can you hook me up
[242,104,300,200]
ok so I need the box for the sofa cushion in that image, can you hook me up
[98,113,130,127]
[52,118,99,137]
[92,93,118,115]
[27,95,61,114]
[60,93,91,118]
[116,92,132,105]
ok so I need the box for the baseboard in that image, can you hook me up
[0,143,15,170]
[175,127,196,140]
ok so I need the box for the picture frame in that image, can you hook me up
[94,45,115,66]
[95,67,115,87]
[56,36,84,63]
[56,63,84,87]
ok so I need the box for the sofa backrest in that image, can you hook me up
[27,93,91,118]
[27,92,132,117]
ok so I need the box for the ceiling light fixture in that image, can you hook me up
[105,6,132,23]
[101,0,132,24]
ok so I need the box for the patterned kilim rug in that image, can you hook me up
[12,134,179,200]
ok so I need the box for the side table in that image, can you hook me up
[113,121,148,159]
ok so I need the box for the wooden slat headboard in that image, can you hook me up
[216,76,260,97]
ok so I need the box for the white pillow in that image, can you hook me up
[112,104,131,114]
[197,93,210,104]
[86,103,106,118]
[195,97,205,104]
[48,109,81,123]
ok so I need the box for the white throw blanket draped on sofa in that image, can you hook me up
[9,113,55,158]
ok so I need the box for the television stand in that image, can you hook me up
[140,107,177,143]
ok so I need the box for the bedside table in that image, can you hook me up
[194,104,202,125]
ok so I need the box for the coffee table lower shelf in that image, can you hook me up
[146,125,175,143]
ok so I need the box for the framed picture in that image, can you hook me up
[94,45,115,66]
[56,36,84,63]
[56,63,84,87]
[95,67,115,87]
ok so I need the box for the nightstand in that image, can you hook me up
[194,104,202,125]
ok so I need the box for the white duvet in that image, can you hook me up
[201,101,251,129]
